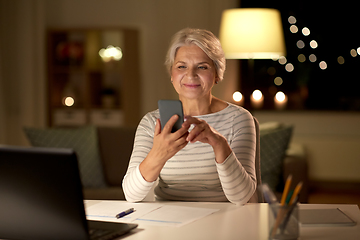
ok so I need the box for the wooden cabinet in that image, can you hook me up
[46,28,140,127]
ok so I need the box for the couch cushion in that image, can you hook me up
[24,125,107,188]
[259,124,293,191]
[83,187,125,200]
[97,127,136,186]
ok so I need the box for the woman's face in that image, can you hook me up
[171,44,218,101]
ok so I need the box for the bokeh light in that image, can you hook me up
[63,97,74,107]
[310,40,318,49]
[298,54,306,63]
[275,91,286,102]
[297,40,305,49]
[302,27,310,36]
[278,56,287,65]
[252,90,263,100]
[309,54,317,62]
[337,56,345,64]
[99,45,123,62]
[290,25,298,33]
[285,63,294,72]
[350,49,357,57]
[232,91,243,102]
[319,61,327,70]
[288,16,297,24]
[274,77,283,86]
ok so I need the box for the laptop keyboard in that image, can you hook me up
[89,228,121,240]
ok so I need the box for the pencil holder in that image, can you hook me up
[268,203,299,240]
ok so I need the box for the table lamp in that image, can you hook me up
[219,8,286,109]
[219,8,286,60]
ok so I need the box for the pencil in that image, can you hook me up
[288,181,303,205]
[280,175,292,206]
[271,175,292,238]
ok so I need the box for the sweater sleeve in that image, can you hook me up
[122,112,157,202]
[216,111,257,205]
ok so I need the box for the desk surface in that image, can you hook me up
[85,201,360,240]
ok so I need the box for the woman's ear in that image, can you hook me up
[170,67,174,82]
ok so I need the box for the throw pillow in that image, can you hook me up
[24,125,107,188]
[260,125,293,191]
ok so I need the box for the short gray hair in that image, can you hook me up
[165,28,226,82]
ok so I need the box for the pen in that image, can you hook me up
[116,208,135,219]
[260,184,278,204]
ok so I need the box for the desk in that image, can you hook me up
[85,201,360,240]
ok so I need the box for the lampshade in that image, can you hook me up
[219,8,286,59]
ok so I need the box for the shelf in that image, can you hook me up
[47,28,141,127]
[90,109,124,127]
[53,108,124,127]
[53,109,87,126]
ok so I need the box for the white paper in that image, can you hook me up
[86,201,163,222]
[134,205,219,227]
[85,201,219,227]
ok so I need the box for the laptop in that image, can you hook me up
[0,145,138,240]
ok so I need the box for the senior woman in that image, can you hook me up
[122,28,257,204]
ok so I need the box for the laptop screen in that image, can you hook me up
[0,146,89,240]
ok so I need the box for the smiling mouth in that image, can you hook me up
[183,84,200,88]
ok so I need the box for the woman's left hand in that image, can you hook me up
[182,116,231,163]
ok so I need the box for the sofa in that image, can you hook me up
[24,124,309,203]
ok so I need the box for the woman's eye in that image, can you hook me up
[199,65,208,70]
[177,65,186,69]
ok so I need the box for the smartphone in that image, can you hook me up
[158,99,184,133]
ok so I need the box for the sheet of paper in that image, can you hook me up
[134,205,219,227]
[85,201,219,227]
[85,201,163,223]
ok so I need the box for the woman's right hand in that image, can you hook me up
[139,115,189,182]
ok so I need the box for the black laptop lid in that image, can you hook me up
[0,146,89,240]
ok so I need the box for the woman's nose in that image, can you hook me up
[187,67,198,79]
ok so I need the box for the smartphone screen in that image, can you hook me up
[158,100,184,133]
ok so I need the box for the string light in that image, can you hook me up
[302,27,310,36]
[290,25,298,33]
[309,54,317,62]
[319,61,327,70]
[267,13,359,111]
[350,49,357,57]
[310,40,318,49]
[298,54,306,63]
[274,77,283,86]
[288,16,297,24]
[285,63,294,72]
[284,14,360,72]
[337,56,345,64]
[297,40,305,49]
[278,56,287,65]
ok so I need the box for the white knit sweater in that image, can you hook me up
[122,103,256,204]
